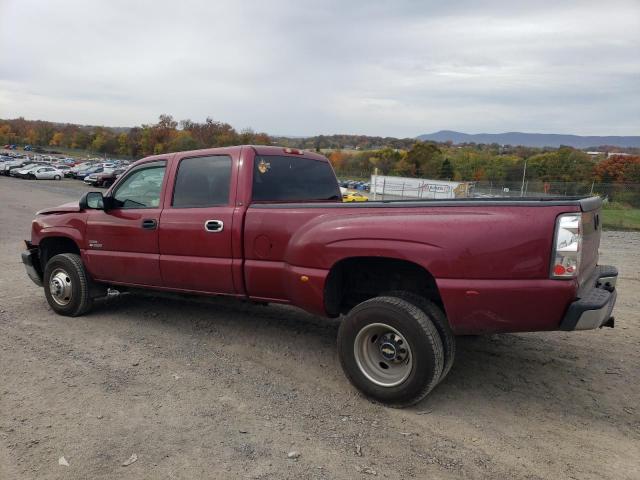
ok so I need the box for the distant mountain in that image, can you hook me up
[417,130,640,148]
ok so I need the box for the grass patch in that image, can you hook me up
[601,203,640,231]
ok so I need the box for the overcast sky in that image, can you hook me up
[1,0,638,137]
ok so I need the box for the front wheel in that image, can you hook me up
[43,253,93,316]
[54,174,61,180]
[338,296,444,407]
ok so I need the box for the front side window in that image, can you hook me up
[252,155,341,202]
[112,162,166,209]
[172,155,232,207]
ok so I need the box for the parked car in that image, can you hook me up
[86,167,126,187]
[21,145,617,407]
[342,192,369,202]
[14,164,44,178]
[75,165,103,180]
[0,160,23,175]
[23,165,64,180]
[52,164,72,174]
[13,162,50,175]
[7,162,35,177]
[80,166,109,182]
[68,162,95,178]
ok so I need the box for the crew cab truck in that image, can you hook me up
[22,146,618,407]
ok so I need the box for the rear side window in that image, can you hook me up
[252,155,340,202]
[172,155,232,207]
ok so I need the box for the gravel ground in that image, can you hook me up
[1,176,639,480]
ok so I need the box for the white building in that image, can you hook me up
[370,174,470,200]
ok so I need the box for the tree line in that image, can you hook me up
[327,143,640,185]
[1,114,638,203]
[0,115,271,158]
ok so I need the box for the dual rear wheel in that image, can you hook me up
[338,294,455,407]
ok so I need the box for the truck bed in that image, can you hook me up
[244,195,602,333]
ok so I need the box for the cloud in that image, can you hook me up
[0,0,638,136]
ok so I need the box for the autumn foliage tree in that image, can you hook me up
[0,115,271,159]
[594,155,640,183]
[328,150,346,170]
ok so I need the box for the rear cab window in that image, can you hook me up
[251,155,341,203]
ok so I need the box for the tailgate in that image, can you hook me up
[578,198,602,288]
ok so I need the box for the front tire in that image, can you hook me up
[338,296,444,407]
[54,174,61,180]
[43,253,93,316]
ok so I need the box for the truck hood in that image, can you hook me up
[37,201,81,215]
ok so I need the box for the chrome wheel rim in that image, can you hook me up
[49,268,73,306]
[354,322,413,387]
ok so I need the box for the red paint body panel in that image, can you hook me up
[243,205,578,279]
[156,147,242,294]
[436,278,577,334]
[29,145,602,334]
[85,208,163,285]
[37,202,81,215]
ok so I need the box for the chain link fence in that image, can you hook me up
[470,181,640,204]
[338,172,640,206]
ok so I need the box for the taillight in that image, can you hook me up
[551,213,582,279]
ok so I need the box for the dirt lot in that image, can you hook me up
[1,176,638,480]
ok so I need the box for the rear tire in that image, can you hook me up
[43,253,93,317]
[386,291,456,381]
[338,296,444,407]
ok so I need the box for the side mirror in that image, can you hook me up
[80,192,104,210]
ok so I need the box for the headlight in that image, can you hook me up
[551,213,582,279]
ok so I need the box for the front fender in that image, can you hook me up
[33,224,86,249]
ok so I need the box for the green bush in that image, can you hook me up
[610,190,640,208]
[602,201,631,210]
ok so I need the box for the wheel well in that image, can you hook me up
[39,237,80,270]
[324,257,444,317]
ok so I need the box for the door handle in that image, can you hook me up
[141,219,157,230]
[204,219,224,232]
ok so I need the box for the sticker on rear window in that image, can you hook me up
[257,159,271,174]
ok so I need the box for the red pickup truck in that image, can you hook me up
[22,145,618,406]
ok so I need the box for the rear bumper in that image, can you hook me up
[21,243,43,287]
[559,265,618,331]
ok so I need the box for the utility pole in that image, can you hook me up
[372,167,378,201]
[520,158,528,197]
